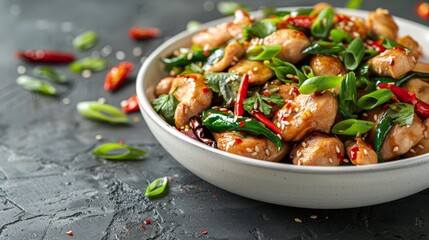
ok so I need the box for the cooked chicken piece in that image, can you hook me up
[310,2,333,17]
[276,83,299,101]
[397,35,422,58]
[310,55,346,76]
[273,91,338,141]
[291,132,344,166]
[335,16,367,39]
[229,59,274,85]
[364,108,425,161]
[368,47,416,79]
[214,132,290,162]
[191,10,252,49]
[405,118,429,157]
[155,76,174,97]
[263,29,311,64]
[204,40,245,73]
[366,8,398,40]
[413,62,429,73]
[403,78,429,103]
[345,138,378,165]
[170,74,213,128]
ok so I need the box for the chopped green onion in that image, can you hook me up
[145,177,168,198]
[16,75,57,96]
[345,0,363,9]
[69,57,107,72]
[329,29,351,43]
[301,65,314,78]
[310,7,334,38]
[356,89,394,110]
[217,1,249,15]
[298,75,344,94]
[343,38,365,70]
[186,21,201,31]
[339,72,358,118]
[302,41,345,55]
[264,57,306,85]
[72,31,98,51]
[77,101,129,124]
[34,66,68,83]
[246,45,281,60]
[332,119,374,136]
[92,143,147,160]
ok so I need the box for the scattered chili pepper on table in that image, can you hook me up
[121,94,140,113]
[104,61,134,91]
[16,50,75,63]
[128,26,161,40]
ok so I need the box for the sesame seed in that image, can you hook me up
[81,69,92,78]
[418,144,425,149]
[335,146,341,154]
[251,152,258,156]
[344,26,352,31]
[133,47,143,57]
[187,53,193,60]
[265,149,270,156]
[97,97,107,104]
[184,105,188,115]
[410,148,416,153]
[95,134,103,140]
[253,67,258,72]
[100,45,112,57]
[373,115,378,121]
[310,215,318,219]
[133,117,141,123]
[253,102,258,110]
[328,158,333,163]
[301,142,307,148]
[245,118,252,122]
[276,134,282,139]
[246,148,253,153]
[286,74,294,79]
[424,131,428,139]
[17,65,26,74]
[277,122,281,128]
[362,113,368,117]
[393,146,399,152]
[343,159,349,163]
[62,98,71,105]
[255,146,260,152]
[363,149,368,155]
[347,21,354,26]
[283,121,290,126]
[294,218,302,223]
[232,56,239,62]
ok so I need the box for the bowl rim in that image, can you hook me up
[136,7,429,175]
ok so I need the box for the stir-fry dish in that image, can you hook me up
[151,3,429,166]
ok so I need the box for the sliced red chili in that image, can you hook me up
[16,50,75,63]
[250,111,282,135]
[349,145,359,161]
[416,2,429,20]
[128,27,160,40]
[234,74,249,116]
[104,61,134,91]
[283,16,314,29]
[121,94,140,113]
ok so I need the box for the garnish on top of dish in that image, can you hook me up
[151,2,429,166]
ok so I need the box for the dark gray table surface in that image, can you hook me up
[1,0,429,239]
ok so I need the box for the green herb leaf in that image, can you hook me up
[329,29,352,43]
[145,177,168,198]
[302,41,345,55]
[204,72,241,106]
[290,8,314,17]
[345,0,363,9]
[332,119,374,136]
[77,101,129,124]
[311,7,334,38]
[243,92,284,115]
[72,31,98,51]
[69,57,107,72]
[387,102,414,126]
[298,75,344,94]
[246,45,281,60]
[243,21,276,40]
[151,91,179,126]
[33,66,68,83]
[92,143,147,160]
[264,57,306,85]
[202,48,225,70]
[343,38,365,70]
[16,75,57,96]
[181,63,203,74]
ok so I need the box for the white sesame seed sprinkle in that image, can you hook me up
[17,65,26,74]
[251,152,258,156]
[95,134,103,140]
[310,215,318,219]
[294,218,302,223]
[393,146,399,152]
[363,149,368,155]
[62,98,71,105]
[265,149,270,156]
[97,97,107,104]
[246,148,253,153]
[253,67,258,72]
[418,144,425,149]
[328,158,333,163]
[245,118,252,122]
[115,51,126,60]
[410,148,416,153]
[82,69,92,78]
[336,146,341,154]
[362,113,368,117]
[255,146,260,152]
[286,74,294,79]
[301,142,307,148]
[374,115,378,121]
[424,131,428,139]
[133,47,143,57]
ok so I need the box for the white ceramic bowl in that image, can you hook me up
[137,8,429,209]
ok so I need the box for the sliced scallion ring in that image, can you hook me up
[73,31,98,51]
[34,66,68,84]
[145,177,168,198]
[357,89,394,110]
[92,143,147,160]
[16,75,57,96]
[298,75,344,94]
[77,101,129,124]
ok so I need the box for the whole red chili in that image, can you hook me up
[121,94,140,113]
[128,27,160,40]
[16,50,75,63]
[104,61,134,91]
[234,74,249,116]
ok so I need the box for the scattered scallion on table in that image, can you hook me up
[145,177,169,198]
[33,66,68,84]
[16,75,57,96]
[77,101,129,124]
[72,31,98,51]
[92,143,147,160]
[69,57,107,72]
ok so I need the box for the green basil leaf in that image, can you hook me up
[243,92,284,115]
[92,143,147,160]
[243,21,276,40]
[69,57,107,72]
[387,102,414,126]
[264,57,306,85]
[73,31,98,51]
[302,41,345,55]
[151,91,179,125]
[145,177,168,198]
[77,101,129,124]
[16,75,57,96]
[343,38,365,70]
[204,72,240,106]
[34,66,68,83]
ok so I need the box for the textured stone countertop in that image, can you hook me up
[1,0,429,239]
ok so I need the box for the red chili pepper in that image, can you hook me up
[121,94,140,113]
[16,50,75,63]
[128,27,160,40]
[282,16,314,29]
[234,74,249,116]
[378,84,429,119]
[349,145,359,161]
[416,2,429,20]
[365,39,385,53]
[104,61,134,91]
[250,110,282,135]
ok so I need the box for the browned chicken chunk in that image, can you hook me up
[366,8,398,40]
[405,118,429,157]
[204,40,245,73]
[345,138,378,165]
[214,132,289,162]
[368,47,416,79]
[310,55,346,76]
[397,35,422,58]
[170,74,213,128]
[155,76,174,97]
[263,29,311,64]
[291,132,345,166]
[403,78,429,103]
[273,91,338,142]
[229,59,274,85]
